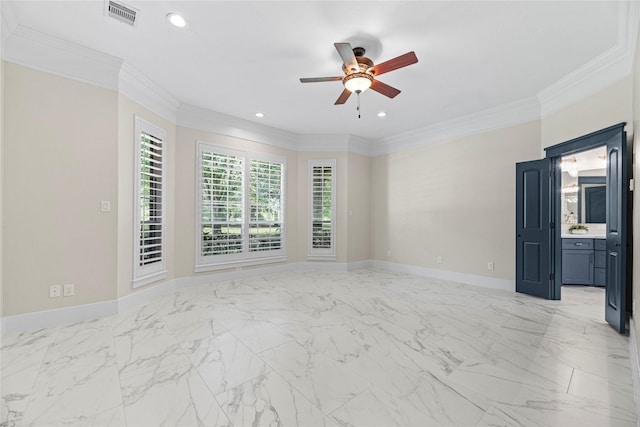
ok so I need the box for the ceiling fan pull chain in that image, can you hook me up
[357,91,361,119]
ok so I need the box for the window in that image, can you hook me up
[196,142,286,271]
[133,116,167,286]
[308,160,336,260]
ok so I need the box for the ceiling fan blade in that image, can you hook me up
[370,79,401,98]
[300,76,343,83]
[335,88,352,105]
[334,42,359,73]
[370,51,418,76]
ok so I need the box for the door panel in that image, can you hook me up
[523,242,541,283]
[516,159,552,299]
[605,130,627,334]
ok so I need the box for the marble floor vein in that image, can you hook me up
[1,269,636,426]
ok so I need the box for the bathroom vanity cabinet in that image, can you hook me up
[561,238,606,286]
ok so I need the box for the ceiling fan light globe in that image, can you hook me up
[344,73,373,93]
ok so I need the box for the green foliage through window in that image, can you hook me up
[198,146,285,261]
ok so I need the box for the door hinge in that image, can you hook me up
[630,179,635,192]
[550,273,555,281]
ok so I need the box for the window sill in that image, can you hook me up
[195,255,287,273]
[132,270,168,288]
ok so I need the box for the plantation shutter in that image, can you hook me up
[134,117,167,286]
[249,159,283,252]
[195,143,287,271]
[309,160,336,259]
[200,150,244,257]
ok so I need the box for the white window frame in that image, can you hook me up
[195,142,286,272]
[308,159,336,260]
[133,116,167,287]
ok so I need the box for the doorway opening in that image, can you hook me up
[559,146,607,319]
[515,123,629,333]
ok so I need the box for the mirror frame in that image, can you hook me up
[577,176,606,223]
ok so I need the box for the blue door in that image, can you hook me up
[516,158,552,299]
[605,130,627,333]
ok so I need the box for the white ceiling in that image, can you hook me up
[2,1,630,140]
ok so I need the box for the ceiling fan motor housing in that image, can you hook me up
[342,47,374,74]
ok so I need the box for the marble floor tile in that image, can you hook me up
[184,331,267,396]
[567,368,635,415]
[1,270,636,426]
[259,339,372,413]
[215,368,337,427]
[330,372,486,427]
[20,325,125,426]
[1,329,54,426]
[120,359,230,427]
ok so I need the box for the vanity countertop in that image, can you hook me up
[561,233,606,239]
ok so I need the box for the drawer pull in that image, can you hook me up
[575,243,583,246]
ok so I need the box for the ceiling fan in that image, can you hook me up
[300,42,418,105]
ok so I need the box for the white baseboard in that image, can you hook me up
[2,259,512,337]
[629,317,640,424]
[117,278,177,313]
[370,260,515,292]
[174,260,373,289]
[1,299,118,337]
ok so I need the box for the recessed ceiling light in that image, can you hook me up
[378,112,387,117]
[167,13,187,28]
[255,112,265,118]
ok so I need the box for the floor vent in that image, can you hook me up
[106,0,137,26]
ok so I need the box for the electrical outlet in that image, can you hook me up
[488,262,495,271]
[63,284,75,297]
[437,256,443,264]
[49,285,61,298]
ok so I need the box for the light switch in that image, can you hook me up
[101,201,111,212]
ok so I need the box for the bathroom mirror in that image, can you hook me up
[561,146,606,225]
[578,176,606,223]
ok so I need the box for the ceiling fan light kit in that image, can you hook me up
[343,72,373,93]
[300,42,418,115]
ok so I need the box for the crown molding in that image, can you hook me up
[347,135,374,157]
[177,103,299,151]
[3,1,638,157]
[3,25,122,91]
[3,24,179,124]
[372,96,541,156]
[1,1,18,49]
[292,134,374,156]
[537,0,640,117]
[297,134,350,152]
[119,63,180,123]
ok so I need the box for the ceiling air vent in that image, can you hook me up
[105,0,137,26]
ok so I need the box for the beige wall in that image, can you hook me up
[3,63,118,315]
[371,120,541,280]
[0,59,4,319]
[632,18,640,361]
[116,95,176,299]
[2,57,637,320]
[0,61,368,316]
[541,76,633,150]
[347,152,371,262]
[174,127,300,278]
